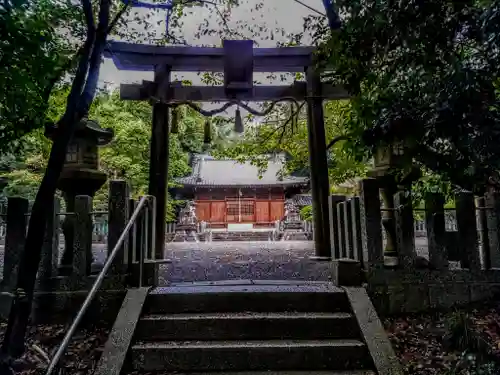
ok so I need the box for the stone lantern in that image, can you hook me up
[45,118,113,274]
[367,141,407,262]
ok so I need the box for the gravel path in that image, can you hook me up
[0,238,431,283]
[160,241,332,285]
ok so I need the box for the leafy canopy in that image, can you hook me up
[318,0,500,194]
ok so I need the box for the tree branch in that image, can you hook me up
[326,134,350,150]
[63,0,96,117]
[107,0,131,34]
[79,0,111,113]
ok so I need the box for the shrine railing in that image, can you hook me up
[0,180,157,289]
[330,178,500,313]
[45,194,155,375]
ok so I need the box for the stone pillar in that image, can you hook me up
[476,196,491,269]
[336,202,347,258]
[306,67,332,259]
[358,179,383,267]
[148,65,172,260]
[394,191,416,269]
[39,198,61,282]
[344,199,355,259]
[59,192,75,275]
[456,192,481,271]
[485,191,500,269]
[146,195,157,260]
[72,196,92,287]
[2,197,28,290]
[108,180,130,274]
[328,195,346,259]
[425,193,448,270]
[127,198,136,270]
[350,197,364,266]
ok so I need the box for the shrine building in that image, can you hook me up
[171,154,310,229]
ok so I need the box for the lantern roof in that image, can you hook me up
[45,118,114,146]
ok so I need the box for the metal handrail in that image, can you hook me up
[45,195,150,375]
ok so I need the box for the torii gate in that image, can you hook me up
[104,39,348,260]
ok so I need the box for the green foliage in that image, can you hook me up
[318,0,500,195]
[0,0,81,151]
[216,101,367,185]
[1,89,207,219]
[299,205,313,221]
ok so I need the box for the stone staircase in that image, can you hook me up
[210,230,275,242]
[95,282,402,375]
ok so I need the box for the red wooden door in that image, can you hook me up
[225,199,255,223]
[195,201,211,222]
[241,199,255,222]
[270,200,284,221]
[210,201,226,223]
[255,200,270,223]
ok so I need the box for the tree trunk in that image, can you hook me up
[1,111,80,358]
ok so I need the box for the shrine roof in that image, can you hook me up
[292,194,313,206]
[175,154,309,188]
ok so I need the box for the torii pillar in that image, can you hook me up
[306,67,332,259]
[148,65,171,259]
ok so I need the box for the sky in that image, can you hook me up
[100,0,327,89]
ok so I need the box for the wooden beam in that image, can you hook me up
[120,81,349,102]
[104,40,314,72]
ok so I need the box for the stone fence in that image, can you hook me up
[0,180,156,323]
[332,178,500,314]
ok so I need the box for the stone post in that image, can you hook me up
[358,179,384,267]
[344,199,355,259]
[72,196,93,286]
[484,191,500,269]
[350,197,364,266]
[328,195,345,259]
[108,180,130,275]
[2,197,28,290]
[336,202,347,258]
[127,198,136,270]
[456,192,481,271]
[476,196,491,269]
[146,195,157,260]
[39,198,61,281]
[394,191,416,269]
[425,193,448,270]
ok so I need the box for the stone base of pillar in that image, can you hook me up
[309,255,331,261]
[172,224,199,242]
[332,258,363,286]
[282,230,309,241]
[128,262,159,287]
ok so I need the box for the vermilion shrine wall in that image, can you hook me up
[195,187,285,228]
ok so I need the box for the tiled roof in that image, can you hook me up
[175,154,309,187]
[292,194,313,206]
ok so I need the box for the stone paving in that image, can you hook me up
[0,238,431,283]
[160,241,331,285]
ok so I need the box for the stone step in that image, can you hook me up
[210,231,274,242]
[135,312,359,341]
[144,284,350,314]
[129,339,370,372]
[125,371,375,375]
